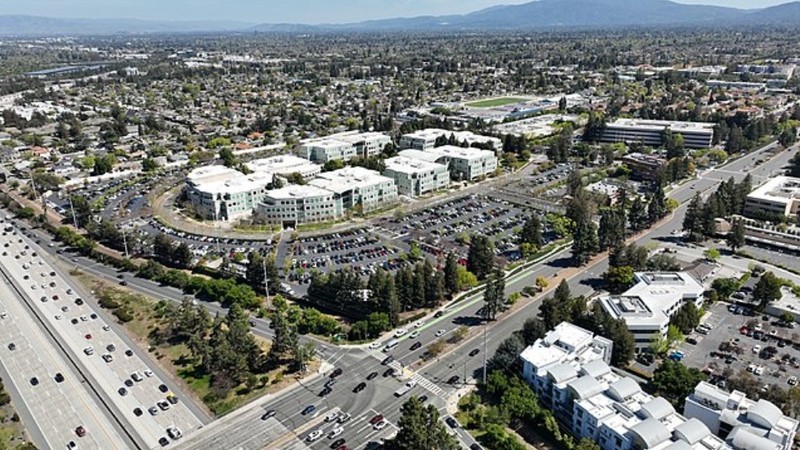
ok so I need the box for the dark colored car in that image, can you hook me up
[54,373,64,383]
[434,311,444,318]
[410,342,422,351]
[158,437,170,446]
[446,417,459,428]
[158,384,169,393]
[319,387,332,397]
[447,376,460,385]
[383,368,395,377]
[353,382,367,393]
[381,356,394,365]
[330,439,346,449]
[418,395,428,403]
[471,444,484,450]
[75,426,86,437]
[330,368,343,378]
[30,377,39,386]
[469,348,480,357]
[366,371,379,380]
[369,414,384,424]
[261,410,276,420]
[301,405,316,416]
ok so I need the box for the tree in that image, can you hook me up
[628,196,649,232]
[482,267,505,321]
[174,242,193,268]
[571,218,599,266]
[444,252,460,297]
[703,247,721,262]
[490,333,526,373]
[727,218,746,252]
[598,208,625,250]
[69,194,94,228]
[671,303,701,334]
[142,158,160,172]
[604,266,635,293]
[667,324,684,344]
[467,235,494,280]
[384,397,459,450]
[753,271,783,310]
[521,317,547,345]
[683,194,704,240]
[519,215,543,248]
[152,232,175,265]
[651,359,707,408]
[648,183,668,223]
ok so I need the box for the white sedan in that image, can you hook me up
[394,329,408,338]
[414,320,425,328]
[435,329,447,337]
[306,429,323,442]
[368,341,381,350]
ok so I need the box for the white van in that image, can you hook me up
[383,339,399,352]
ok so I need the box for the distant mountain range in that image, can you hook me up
[2,0,800,36]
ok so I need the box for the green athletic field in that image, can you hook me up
[465,97,528,108]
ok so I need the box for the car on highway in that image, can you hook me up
[306,429,323,442]
[75,426,86,437]
[328,426,344,439]
[446,417,460,428]
[434,311,444,318]
[382,355,394,365]
[368,341,381,350]
[409,331,420,339]
[414,320,425,328]
[324,378,337,388]
[330,368,343,378]
[330,438,346,449]
[469,348,480,357]
[337,413,351,424]
[367,371,379,380]
[261,410,276,420]
[383,368,395,377]
[353,382,367,393]
[394,328,407,337]
[319,386,332,397]
[435,329,447,337]
[301,405,316,416]
[373,420,388,430]
[410,342,422,351]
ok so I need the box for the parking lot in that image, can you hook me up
[675,302,800,390]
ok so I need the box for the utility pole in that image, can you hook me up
[68,195,78,229]
[122,227,130,259]
[263,255,271,308]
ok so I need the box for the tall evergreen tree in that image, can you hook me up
[727,218,746,252]
[519,215,543,248]
[384,397,460,450]
[443,252,460,297]
[648,183,668,223]
[467,235,494,280]
[628,196,649,231]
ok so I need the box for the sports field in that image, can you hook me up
[465,97,528,108]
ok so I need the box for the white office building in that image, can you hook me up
[399,145,498,181]
[383,156,450,198]
[246,155,322,181]
[335,132,392,158]
[255,185,343,227]
[301,131,393,163]
[597,272,705,351]
[309,167,398,213]
[399,128,502,151]
[684,382,798,450]
[601,119,715,149]
[744,176,800,218]
[521,323,731,450]
[185,165,273,221]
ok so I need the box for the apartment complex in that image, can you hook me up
[520,323,731,450]
[597,272,705,351]
[245,155,322,181]
[309,166,398,213]
[185,165,273,221]
[684,382,798,450]
[622,153,668,182]
[301,131,392,163]
[382,156,450,198]
[601,119,715,149]
[744,176,800,218]
[399,128,502,151]
[255,185,343,227]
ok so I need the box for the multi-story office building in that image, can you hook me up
[622,153,668,182]
[309,167,398,213]
[383,156,450,198]
[301,139,357,164]
[684,382,798,450]
[246,155,322,181]
[335,132,392,158]
[185,165,273,221]
[744,176,800,218]
[255,185,343,227]
[601,119,715,149]
[398,145,498,181]
[597,272,704,351]
[520,323,731,450]
[399,128,502,151]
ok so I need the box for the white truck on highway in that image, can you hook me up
[394,379,417,397]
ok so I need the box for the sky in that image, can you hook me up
[2,0,791,24]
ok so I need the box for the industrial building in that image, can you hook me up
[382,156,451,198]
[597,272,705,351]
[601,119,715,149]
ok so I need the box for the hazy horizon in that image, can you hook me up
[1,0,791,24]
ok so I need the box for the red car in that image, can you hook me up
[369,414,383,425]
[75,426,86,437]
[85,334,92,340]
[335,445,347,450]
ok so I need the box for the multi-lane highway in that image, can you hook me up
[1,219,210,449]
[3,141,795,450]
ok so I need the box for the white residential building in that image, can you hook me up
[383,156,450,198]
[309,167,398,213]
[255,185,343,227]
[521,323,731,450]
[684,382,798,450]
[399,128,502,151]
[597,272,705,351]
[601,119,715,149]
[744,176,800,218]
[301,139,357,164]
[185,165,273,220]
[246,155,321,181]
